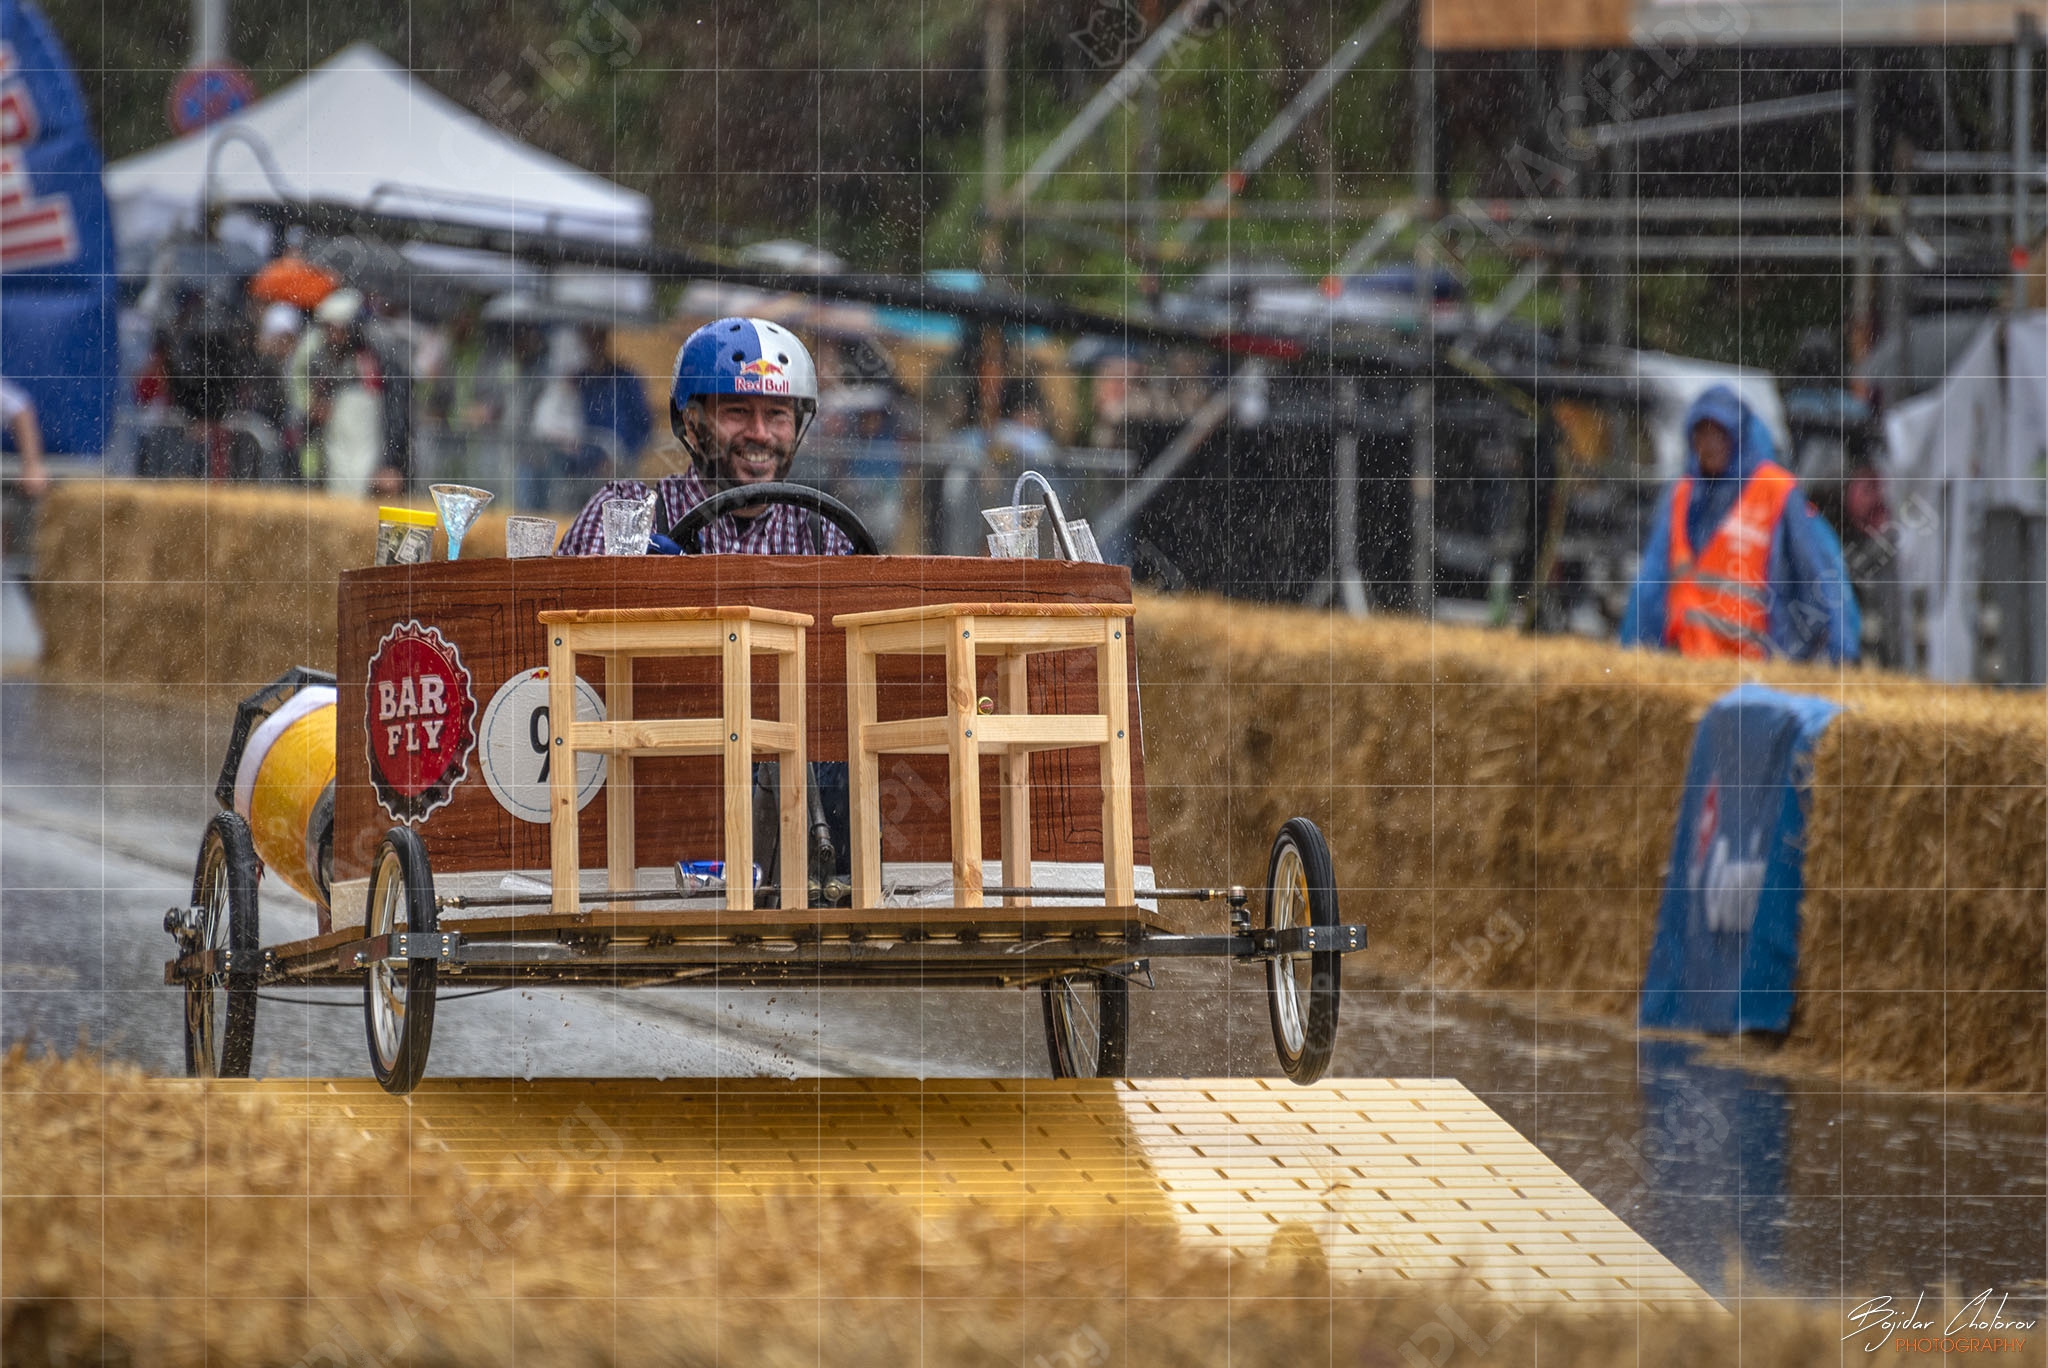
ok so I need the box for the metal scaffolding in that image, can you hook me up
[973,3,2048,622]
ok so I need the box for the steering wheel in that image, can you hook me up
[665,482,880,556]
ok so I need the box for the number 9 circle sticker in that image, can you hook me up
[477,666,607,823]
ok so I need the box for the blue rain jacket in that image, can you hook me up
[1620,385,1860,664]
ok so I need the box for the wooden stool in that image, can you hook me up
[538,605,811,915]
[834,602,1137,911]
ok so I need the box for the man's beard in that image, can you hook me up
[715,437,792,486]
[704,436,794,516]
[679,405,796,499]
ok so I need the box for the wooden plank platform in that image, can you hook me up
[257,901,1199,968]
[214,1075,1715,1309]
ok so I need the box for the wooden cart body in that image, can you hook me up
[168,552,1365,1090]
[259,554,1197,991]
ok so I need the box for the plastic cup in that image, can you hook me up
[1061,519,1103,563]
[986,528,1039,559]
[505,515,560,559]
[602,495,655,555]
[429,484,493,561]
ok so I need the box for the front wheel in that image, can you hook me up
[363,827,438,1095]
[185,812,261,1078]
[1265,817,1341,1084]
[1041,971,1130,1078]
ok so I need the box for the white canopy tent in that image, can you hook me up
[104,43,651,265]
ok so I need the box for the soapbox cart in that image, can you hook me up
[165,493,1367,1094]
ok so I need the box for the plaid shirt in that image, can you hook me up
[556,467,854,556]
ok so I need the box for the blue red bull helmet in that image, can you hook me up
[669,316,820,448]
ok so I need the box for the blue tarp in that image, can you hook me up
[1640,684,1841,1035]
[0,0,118,455]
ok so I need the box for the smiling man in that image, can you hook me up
[557,316,853,555]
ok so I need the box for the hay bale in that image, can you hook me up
[0,1051,1902,1367]
[33,480,514,702]
[23,484,2046,1095]
[1795,691,2048,1091]
[1137,592,2047,1094]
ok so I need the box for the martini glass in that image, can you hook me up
[430,484,494,561]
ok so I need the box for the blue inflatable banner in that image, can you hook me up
[1639,684,1840,1035]
[0,0,118,456]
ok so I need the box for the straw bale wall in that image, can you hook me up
[30,484,2047,1093]
[33,480,508,707]
[0,1051,1882,1366]
[1136,594,2048,1096]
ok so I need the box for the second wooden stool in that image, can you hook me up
[835,601,1137,911]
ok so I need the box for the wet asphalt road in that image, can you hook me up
[4,679,2043,1310]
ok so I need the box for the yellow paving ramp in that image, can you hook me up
[252,1074,1711,1309]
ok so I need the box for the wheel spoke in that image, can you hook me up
[189,980,219,1071]
[1262,820,1341,1085]
[1065,981,1099,1061]
[1048,975,1108,1077]
[188,837,231,1074]
[1269,845,1308,1056]
[368,849,410,1064]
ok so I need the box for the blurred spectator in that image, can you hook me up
[247,303,302,448]
[298,289,405,498]
[2,379,48,499]
[163,287,250,427]
[364,291,425,368]
[525,326,589,511]
[418,306,484,430]
[983,378,1056,465]
[815,381,906,548]
[150,286,274,480]
[1088,355,1137,448]
[578,324,652,472]
[469,321,535,429]
[928,378,1058,555]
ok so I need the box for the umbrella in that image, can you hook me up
[248,255,340,309]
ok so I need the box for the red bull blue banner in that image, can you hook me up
[0,0,118,455]
[1639,684,1841,1035]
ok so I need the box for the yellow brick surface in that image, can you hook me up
[166,1075,1723,1308]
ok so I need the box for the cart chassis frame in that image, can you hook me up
[166,882,1368,992]
[168,923,1367,983]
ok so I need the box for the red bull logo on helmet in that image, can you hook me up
[733,355,791,395]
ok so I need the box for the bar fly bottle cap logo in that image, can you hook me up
[365,621,478,823]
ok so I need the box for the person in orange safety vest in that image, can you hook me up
[1620,384,1859,663]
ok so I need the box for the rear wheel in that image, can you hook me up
[185,812,260,1078]
[1265,817,1341,1084]
[1041,971,1129,1078]
[363,827,438,1095]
